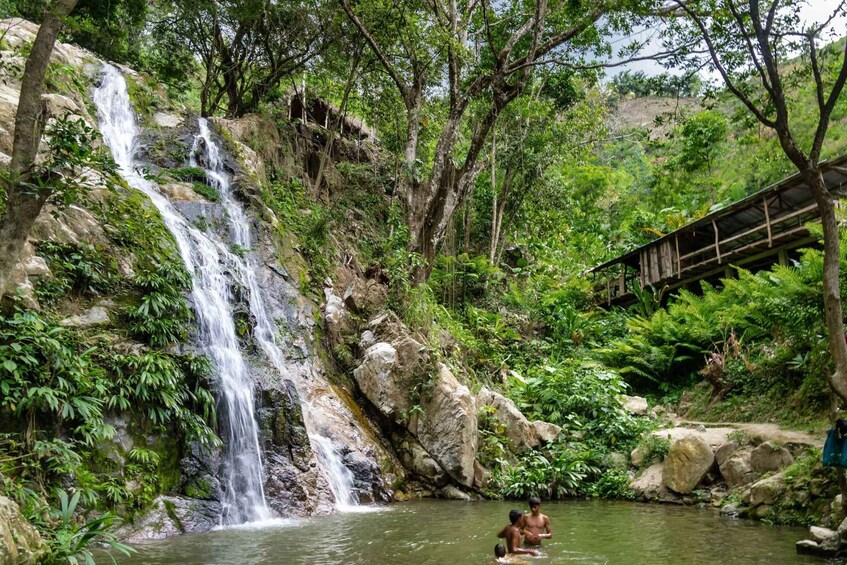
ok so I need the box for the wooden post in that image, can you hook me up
[619,268,626,295]
[606,276,611,305]
[778,249,788,266]
[675,235,681,278]
[713,219,722,264]
[763,196,773,247]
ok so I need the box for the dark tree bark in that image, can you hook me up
[0,0,79,298]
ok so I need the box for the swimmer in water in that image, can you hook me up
[497,510,539,557]
[517,497,552,547]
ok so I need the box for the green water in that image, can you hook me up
[118,499,827,564]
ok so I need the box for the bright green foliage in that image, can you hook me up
[123,265,193,346]
[598,242,836,422]
[677,111,728,173]
[497,446,601,500]
[0,309,217,515]
[48,489,135,564]
[190,182,220,202]
[511,361,648,449]
[34,242,119,304]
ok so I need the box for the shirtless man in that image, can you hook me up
[517,497,552,547]
[497,510,539,557]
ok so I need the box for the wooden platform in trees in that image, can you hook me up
[590,155,847,307]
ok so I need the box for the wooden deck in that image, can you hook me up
[590,155,847,307]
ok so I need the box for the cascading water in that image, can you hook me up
[309,435,359,511]
[93,64,270,525]
[190,119,361,511]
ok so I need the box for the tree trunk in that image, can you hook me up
[489,129,497,263]
[0,0,78,298]
[806,170,847,403]
[313,54,360,194]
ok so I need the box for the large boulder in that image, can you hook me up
[476,387,539,453]
[0,495,47,564]
[630,462,665,500]
[750,441,794,473]
[719,449,756,487]
[748,472,787,506]
[663,434,715,494]
[417,364,478,487]
[714,440,740,467]
[353,337,428,423]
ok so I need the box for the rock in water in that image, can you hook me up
[0,495,48,564]
[663,435,714,494]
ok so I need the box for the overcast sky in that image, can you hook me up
[610,0,847,77]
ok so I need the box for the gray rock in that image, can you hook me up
[621,394,649,415]
[720,503,739,517]
[714,440,740,467]
[154,112,183,128]
[810,526,838,543]
[473,460,491,489]
[438,485,471,501]
[796,539,838,557]
[119,496,222,542]
[417,364,478,487]
[748,473,786,506]
[631,444,653,468]
[750,441,794,473]
[630,462,665,500]
[0,495,48,564]
[663,434,715,494]
[397,436,448,485]
[59,306,111,327]
[719,450,756,487]
[476,387,539,453]
[532,420,562,444]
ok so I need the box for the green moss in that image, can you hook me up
[191,181,220,202]
[169,167,206,182]
[183,478,212,499]
[162,499,186,533]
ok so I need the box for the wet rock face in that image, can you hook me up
[120,496,222,542]
[0,495,48,564]
[258,380,333,517]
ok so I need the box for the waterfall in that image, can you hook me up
[93,64,270,525]
[310,435,359,511]
[190,119,361,511]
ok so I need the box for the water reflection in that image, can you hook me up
[118,499,824,564]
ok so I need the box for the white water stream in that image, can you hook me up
[94,63,360,520]
[190,119,360,512]
[94,65,270,524]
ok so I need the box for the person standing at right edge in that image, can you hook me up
[518,497,552,548]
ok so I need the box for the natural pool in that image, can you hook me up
[117,499,830,564]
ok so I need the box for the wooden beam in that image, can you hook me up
[763,196,772,247]
[713,219,722,264]
[675,235,681,278]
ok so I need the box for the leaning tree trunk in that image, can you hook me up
[0,0,78,298]
[806,169,847,404]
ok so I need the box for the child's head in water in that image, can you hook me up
[495,544,507,558]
